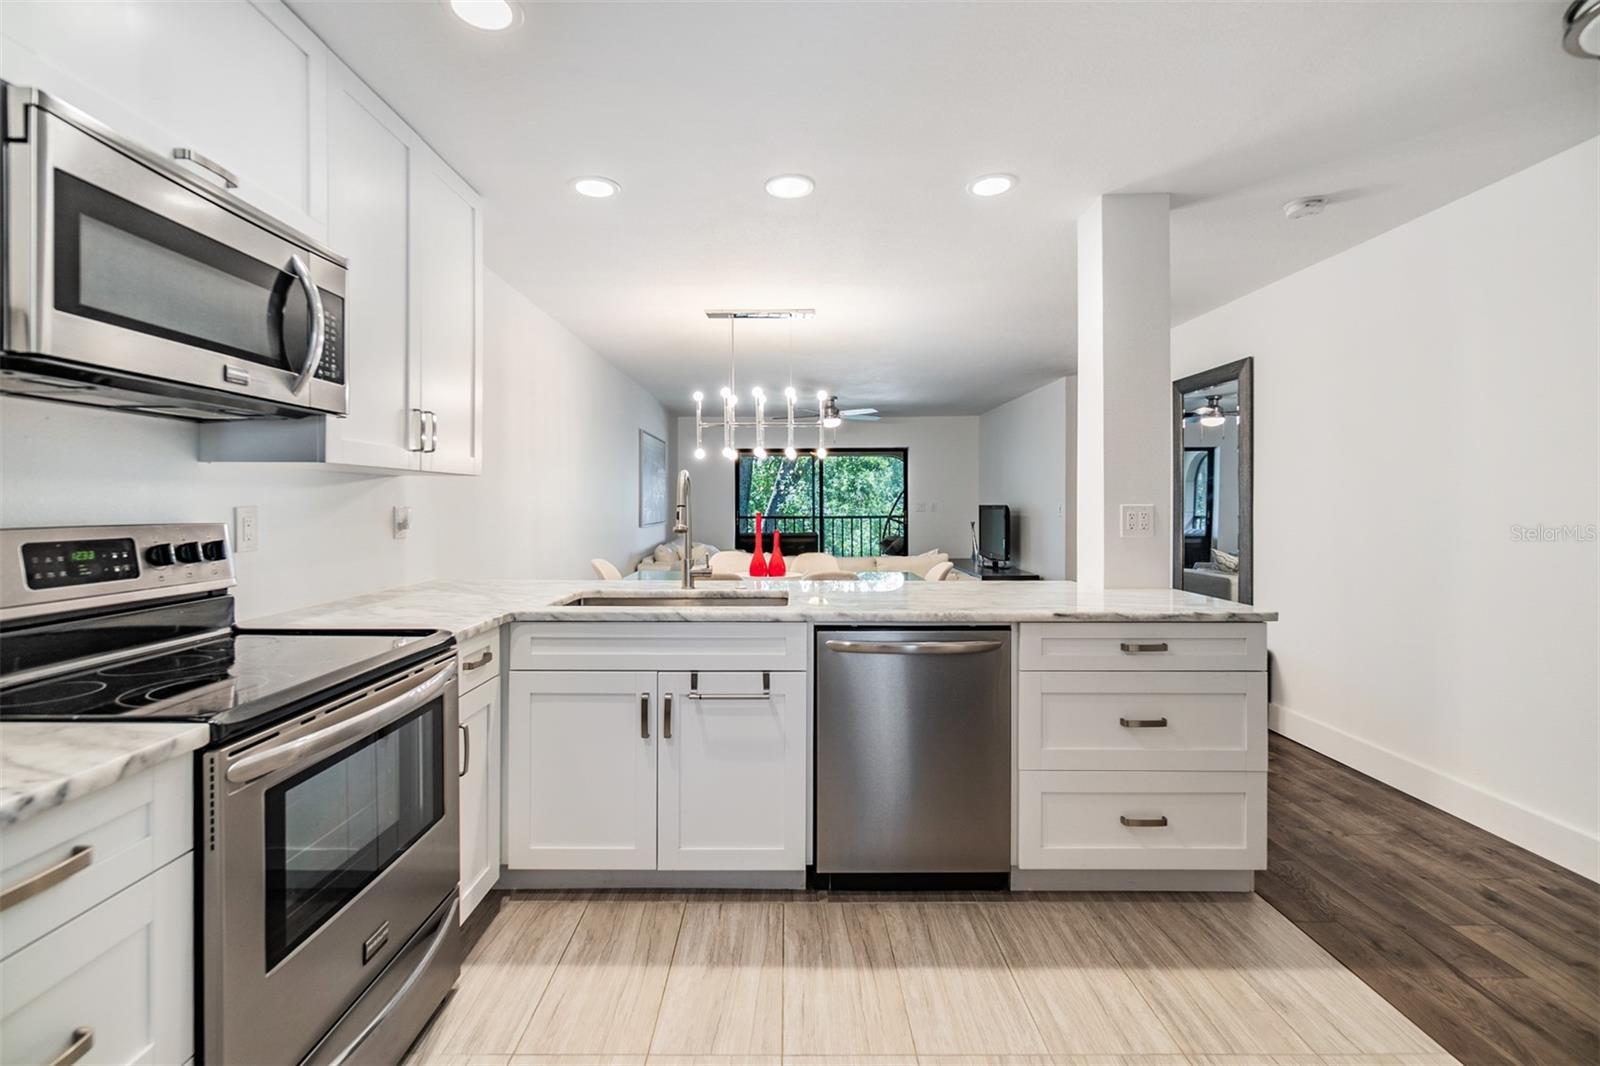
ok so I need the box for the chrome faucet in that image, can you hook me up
[673,469,711,589]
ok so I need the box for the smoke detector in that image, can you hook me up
[1282,196,1328,221]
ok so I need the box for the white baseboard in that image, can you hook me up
[1270,703,1599,882]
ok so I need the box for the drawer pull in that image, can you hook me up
[1119,641,1169,654]
[685,670,771,701]
[47,1026,93,1066]
[1119,716,1169,728]
[0,845,92,911]
[462,649,494,671]
[664,692,674,739]
[640,692,650,739]
[1120,815,1169,828]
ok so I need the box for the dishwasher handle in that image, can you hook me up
[823,639,1003,656]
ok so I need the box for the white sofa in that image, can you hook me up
[836,550,949,577]
[634,540,720,573]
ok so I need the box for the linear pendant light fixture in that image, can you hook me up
[692,310,837,461]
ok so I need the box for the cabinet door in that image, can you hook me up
[657,672,806,871]
[457,678,501,921]
[505,673,657,870]
[0,0,327,237]
[412,151,484,475]
[321,63,420,470]
[0,856,193,1066]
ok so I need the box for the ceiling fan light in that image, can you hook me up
[1565,0,1600,57]
[1200,413,1226,428]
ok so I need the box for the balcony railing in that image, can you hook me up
[735,514,907,557]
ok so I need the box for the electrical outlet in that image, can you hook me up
[234,506,258,553]
[930,501,938,512]
[393,506,411,540]
[1120,504,1156,538]
[915,502,927,513]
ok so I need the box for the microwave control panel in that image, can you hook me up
[313,292,345,385]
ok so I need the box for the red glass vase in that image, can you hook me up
[749,512,769,576]
[767,529,787,576]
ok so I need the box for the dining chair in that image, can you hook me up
[708,550,753,574]
[590,559,622,580]
[790,551,840,575]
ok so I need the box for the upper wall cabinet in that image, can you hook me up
[0,0,327,238]
[1,0,486,476]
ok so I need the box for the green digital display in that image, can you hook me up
[70,549,96,562]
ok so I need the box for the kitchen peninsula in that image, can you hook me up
[257,577,1275,896]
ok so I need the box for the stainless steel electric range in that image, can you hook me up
[0,523,463,1066]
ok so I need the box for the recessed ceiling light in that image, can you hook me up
[765,174,815,199]
[448,0,521,31]
[967,173,1017,197]
[572,176,620,198]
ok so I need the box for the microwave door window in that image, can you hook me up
[264,700,444,969]
[53,170,305,373]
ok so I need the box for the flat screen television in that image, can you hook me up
[978,504,1011,566]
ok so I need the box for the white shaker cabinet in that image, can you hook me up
[0,0,327,239]
[657,671,806,872]
[457,660,502,921]
[505,672,660,871]
[412,151,485,475]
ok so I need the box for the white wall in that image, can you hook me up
[0,269,671,619]
[1172,138,1600,878]
[672,415,979,558]
[978,377,1074,578]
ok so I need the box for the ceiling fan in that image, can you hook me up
[821,395,880,424]
[1182,394,1240,427]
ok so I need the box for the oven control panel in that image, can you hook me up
[22,537,139,589]
[2,523,236,622]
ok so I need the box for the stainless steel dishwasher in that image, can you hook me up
[815,628,1011,873]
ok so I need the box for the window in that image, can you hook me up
[1183,447,1214,540]
[734,449,908,556]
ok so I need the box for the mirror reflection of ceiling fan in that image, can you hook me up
[1182,394,1241,427]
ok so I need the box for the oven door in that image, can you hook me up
[2,90,346,418]
[203,655,459,1066]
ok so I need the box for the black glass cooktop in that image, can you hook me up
[0,629,451,741]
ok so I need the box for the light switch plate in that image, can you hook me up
[1120,504,1156,538]
[234,506,258,553]
[393,506,411,540]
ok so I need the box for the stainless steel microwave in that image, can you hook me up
[1,84,348,420]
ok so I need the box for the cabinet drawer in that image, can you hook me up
[1019,672,1265,771]
[1,856,193,1066]
[1,756,191,958]
[509,623,807,672]
[1019,623,1266,671]
[1018,771,1265,871]
[457,628,501,694]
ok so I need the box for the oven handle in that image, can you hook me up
[287,254,326,397]
[226,660,456,785]
[321,895,458,1066]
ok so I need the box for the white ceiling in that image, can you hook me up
[287,1,1597,415]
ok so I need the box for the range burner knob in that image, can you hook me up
[201,539,228,562]
[144,543,176,567]
[174,542,202,565]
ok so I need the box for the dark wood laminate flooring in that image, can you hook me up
[1261,732,1600,1066]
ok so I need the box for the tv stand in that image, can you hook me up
[952,559,1041,581]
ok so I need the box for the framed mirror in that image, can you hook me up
[1172,357,1253,603]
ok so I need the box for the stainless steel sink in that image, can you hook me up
[564,593,790,608]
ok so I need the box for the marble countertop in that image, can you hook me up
[0,721,210,827]
[252,577,1276,638]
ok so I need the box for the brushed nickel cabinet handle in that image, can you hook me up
[172,146,238,188]
[664,692,673,739]
[0,845,93,911]
[462,649,494,671]
[46,1026,93,1066]
[1120,815,1169,828]
[1120,641,1169,653]
[640,692,650,739]
[458,722,470,778]
[1119,717,1168,728]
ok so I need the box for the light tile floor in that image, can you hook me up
[405,895,1458,1066]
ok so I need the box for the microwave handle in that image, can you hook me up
[286,254,326,396]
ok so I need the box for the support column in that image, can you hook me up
[1075,193,1173,589]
